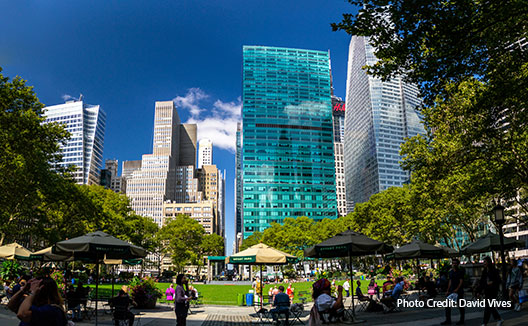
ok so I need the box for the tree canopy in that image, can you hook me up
[0,68,69,245]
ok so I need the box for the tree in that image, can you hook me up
[158,215,205,272]
[334,1,528,222]
[240,231,263,251]
[200,233,225,257]
[0,68,69,245]
[333,1,528,104]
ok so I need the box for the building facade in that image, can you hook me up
[235,122,243,237]
[344,36,424,209]
[126,101,197,226]
[241,45,338,238]
[43,99,106,185]
[198,138,213,168]
[121,160,141,193]
[331,96,347,216]
[163,200,216,235]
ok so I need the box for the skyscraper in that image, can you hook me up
[235,123,243,237]
[241,45,337,238]
[126,101,197,226]
[43,99,106,185]
[344,36,424,209]
[331,96,347,216]
[198,138,213,168]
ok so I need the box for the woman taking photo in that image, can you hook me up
[9,277,67,326]
[174,274,192,326]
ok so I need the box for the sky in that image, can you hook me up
[0,1,359,255]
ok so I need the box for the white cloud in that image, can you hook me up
[61,94,76,101]
[173,89,241,152]
[172,88,209,117]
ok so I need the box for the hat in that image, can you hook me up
[313,278,331,291]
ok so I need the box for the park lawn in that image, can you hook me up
[87,279,386,306]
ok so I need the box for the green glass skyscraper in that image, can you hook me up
[240,46,337,238]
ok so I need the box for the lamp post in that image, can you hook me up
[492,204,507,300]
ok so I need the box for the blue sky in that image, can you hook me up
[0,1,358,254]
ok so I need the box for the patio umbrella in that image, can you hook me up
[385,240,445,259]
[459,232,525,255]
[304,229,392,320]
[18,246,73,261]
[226,243,298,308]
[0,242,32,260]
[52,231,147,326]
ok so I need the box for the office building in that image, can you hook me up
[241,45,337,238]
[344,36,424,209]
[163,200,216,235]
[331,96,347,216]
[121,160,141,193]
[126,101,197,226]
[235,123,243,237]
[43,99,106,185]
[175,165,202,203]
[198,138,213,168]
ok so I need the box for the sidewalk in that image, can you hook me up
[1,301,526,325]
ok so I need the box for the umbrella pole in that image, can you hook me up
[260,265,263,309]
[349,249,355,317]
[112,265,115,297]
[95,257,99,326]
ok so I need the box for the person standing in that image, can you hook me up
[166,284,175,302]
[480,257,503,326]
[343,279,350,297]
[506,258,523,312]
[441,258,465,325]
[175,274,192,326]
[286,283,294,302]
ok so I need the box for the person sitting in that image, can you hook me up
[355,280,369,301]
[270,286,290,324]
[109,290,135,326]
[419,276,437,300]
[66,285,82,321]
[312,278,344,322]
[382,276,395,297]
[367,279,380,300]
[381,277,405,311]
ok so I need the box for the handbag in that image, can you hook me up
[519,290,528,304]
[308,304,323,326]
[447,293,458,302]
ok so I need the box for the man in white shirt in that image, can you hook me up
[343,280,350,297]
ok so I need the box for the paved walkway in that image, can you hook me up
[1,301,526,325]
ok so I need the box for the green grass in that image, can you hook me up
[87,279,388,306]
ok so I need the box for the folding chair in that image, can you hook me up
[289,303,305,325]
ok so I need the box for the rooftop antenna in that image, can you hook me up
[79,93,84,101]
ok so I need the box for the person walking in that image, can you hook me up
[480,257,503,326]
[506,258,523,312]
[166,284,176,302]
[441,258,465,325]
[343,279,350,297]
[175,274,192,326]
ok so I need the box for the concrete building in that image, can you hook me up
[43,99,106,185]
[174,165,202,203]
[163,200,216,235]
[126,101,197,226]
[235,123,243,249]
[331,96,347,216]
[121,160,141,193]
[180,124,197,167]
[344,36,423,209]
[198,165,219,234]
[101,159,122,192]
[198,138,213,168]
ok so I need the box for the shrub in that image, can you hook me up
[130,277,162,308]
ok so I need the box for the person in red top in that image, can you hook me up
[286,284,294,302]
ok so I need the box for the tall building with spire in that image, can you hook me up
[344,36,423,209]
[43,99,106,185]
[240,45,337,238]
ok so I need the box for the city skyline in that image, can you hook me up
[0,1,358,254]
